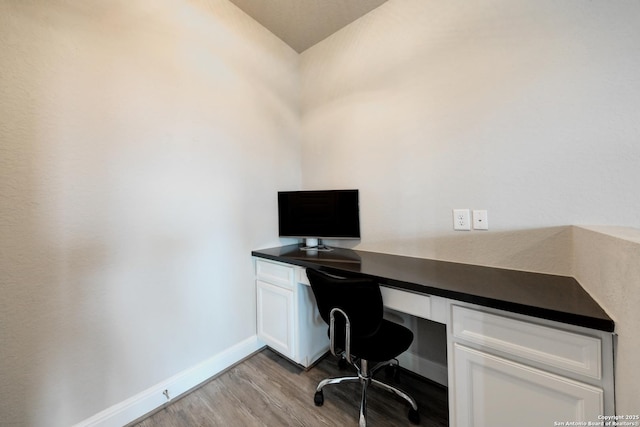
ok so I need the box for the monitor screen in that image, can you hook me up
[278,190,361,240]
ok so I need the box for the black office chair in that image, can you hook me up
[306,268,420,426]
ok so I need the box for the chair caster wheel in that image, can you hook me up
[338,357,348,370]
[314,390,324,406]
[408,408,420,424]
[386,364,400,381]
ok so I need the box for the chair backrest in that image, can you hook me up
[306,268,383,338]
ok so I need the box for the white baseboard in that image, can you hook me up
[74,335,263,427]
[397,350,448,387]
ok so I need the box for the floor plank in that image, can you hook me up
[131,348,448,427]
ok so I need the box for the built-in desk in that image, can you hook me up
[252,245,616,426]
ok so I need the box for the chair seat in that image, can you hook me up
[330,319,414,362]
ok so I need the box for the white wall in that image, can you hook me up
[0,0,299,425]
[300,0,640,273]
[300,0,640,414]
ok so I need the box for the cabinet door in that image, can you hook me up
[256,280,295,359]
[453,344,603,427]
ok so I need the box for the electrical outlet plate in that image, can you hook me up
[473,210,488,230]
[453,209,471,230]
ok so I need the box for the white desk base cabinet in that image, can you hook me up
[449,304,614,426]
[254,258,615,426]
[255,259,328,367]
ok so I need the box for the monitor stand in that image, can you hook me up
[301,238,333,252]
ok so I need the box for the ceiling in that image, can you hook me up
[228,0,389,53]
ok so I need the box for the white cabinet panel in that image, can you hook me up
[452,306,602,379]
[453,344,603,427]
[381,287,431,320]
[256,280,295,358]
[297,267,310,286]
[295,283,329,367]
[256,260,295,290]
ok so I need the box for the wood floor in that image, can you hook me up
[131,348,449,427]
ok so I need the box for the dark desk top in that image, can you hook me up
[252,245,614,332]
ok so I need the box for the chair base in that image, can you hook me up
[314,357,420,426]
